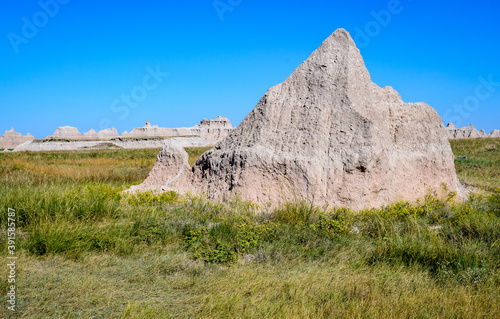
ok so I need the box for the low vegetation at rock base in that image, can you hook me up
[0,141,499,318]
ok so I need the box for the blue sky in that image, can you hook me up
[1,0,499,138]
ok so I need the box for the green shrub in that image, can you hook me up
[314,211,350,236]
[181,225,237,263]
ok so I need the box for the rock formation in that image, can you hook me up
[10,118,233,152]
[0,128,34,149]
[446,123,499,139]
[82,129,99,139]
[199,116,233,128]
[135,141,193,190]
[46,126,84,140]
[446,123,480,139]
[122,117,233,139]
[46,126,120,140]
[489,129,500,138]
[97,128,119,139]
[135,28,461,209]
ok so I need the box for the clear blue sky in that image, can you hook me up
[1,0,499,138]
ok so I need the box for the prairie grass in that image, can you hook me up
[0,143,499,318]
[0,147,211,186]
[450,137,500,190]
[0,149,160,186]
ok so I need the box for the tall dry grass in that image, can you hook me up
[0,144,499,318]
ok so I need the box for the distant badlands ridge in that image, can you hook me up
[0,116,233,151]
[46,116,233,140]
[1,117,498,151]
[446,123,500,139]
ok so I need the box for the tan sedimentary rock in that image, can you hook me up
[446,123,481,139]
[136,28,460,209]
[199,116,233,128]
[446,123,498,139]
[46,126,84,140]
[489,130,500,138]
[46,126,119,140]
[82,129,99,139]
[97,128,119,139]
[131,142,193,191]
[0,128,34,149]
[122,118,232,139]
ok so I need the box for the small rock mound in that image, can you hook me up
[130,142,193,192]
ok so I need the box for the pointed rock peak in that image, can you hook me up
[309,28,358,60]
[327,28,355,44]
[8,128,15,132]
[292,28,372,92]
[446,123,456,129]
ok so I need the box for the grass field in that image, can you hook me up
[0,142,499,318]
[450,137,500,190]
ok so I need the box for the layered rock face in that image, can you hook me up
[446,123,499,139]
[46,126,84,140]
[0,128,34,149]
[138,29,460,209]
[47,127,120,140]
[24,117,232,144]
[122,117,233,139]
[97,128,119,139]
[199,116,233,128]
[11,118,232,152]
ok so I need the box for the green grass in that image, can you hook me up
[450,137,500,190]
[0,143,499,318]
